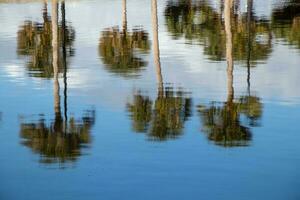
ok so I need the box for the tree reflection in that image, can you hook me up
[198,95,262,147]
[272,0,300,49]
[198,0,262,147]
[127,0,192,141]
[20,111,95,164]
[17,1,75,78]
[19,1,95,165]
[127,89,192,141]
[98,0,150,77]
[164,0,272,65]
[127,93,152,133]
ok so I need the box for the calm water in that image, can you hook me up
[0,0,299,199]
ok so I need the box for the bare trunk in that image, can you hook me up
[246,0,253,95]
[151,0,163,94]
[52,0,60,118]
[225,0,234,103]
[61,0,68,132]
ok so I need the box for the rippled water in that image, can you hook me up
[0,0,299,199]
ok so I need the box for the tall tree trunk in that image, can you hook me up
[61,0,68,132]
[225,0,234,103]
[151,0,163,95]
[246,0,253,95]
[52,0,61,121]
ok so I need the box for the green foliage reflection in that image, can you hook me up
[99,0,150,77]
[99,27,150,77]
[20,111,95,164]
[198,95,262,147]
[127,88,192,141]
[272,0,300,49]
[164,0,272,65]
[17,4,75,78]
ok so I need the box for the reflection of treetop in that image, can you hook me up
[272,0,300,49]
[20,110,95,164]
[198,96,262,147]
[127,88,192,141]
[99,27,150,77]
[17,6,75,78]
[164,0,272,64]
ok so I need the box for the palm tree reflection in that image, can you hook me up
[17,1,75,78]
[127,89,192,141]
[20,111,95,164]
[19,1,95,165]
[98,0,150,77]
[197,0,262,147]
[127,0,192,141]
[272,0,300,50]
[164,0,272,65]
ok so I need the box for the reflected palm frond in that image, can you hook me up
[127,88,192,141]
[17,4,75,78]
[20,110,95,164]
[164,0,272,65]
[99,27,150,77]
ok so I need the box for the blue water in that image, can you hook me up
[0,0,299,199]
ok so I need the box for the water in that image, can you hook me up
[0,0,299,199]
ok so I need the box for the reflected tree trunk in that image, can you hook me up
[246,0,253,95]
[122,0,127,33]
[52,0,61,121]
[151,0,163,95]
[225,0,234,103]
[61,0,68,131]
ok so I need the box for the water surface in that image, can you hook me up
[0,0,299,199]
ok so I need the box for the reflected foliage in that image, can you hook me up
[198,96,262,147]
[17,5,75,78]
[20,110,95,164]
[127,93,152,132]
[237,95,262,126]
[272,0,300,49]
[99,27,150,77]
[164,0,272,65]
[127,88,192,141]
